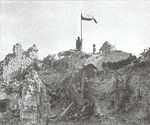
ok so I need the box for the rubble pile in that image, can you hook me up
[0,43,150,125]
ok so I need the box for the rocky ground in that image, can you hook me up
[0,42,150,125]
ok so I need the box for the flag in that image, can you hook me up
[81,14,97,24]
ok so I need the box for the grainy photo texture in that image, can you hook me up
[0,1,150,125]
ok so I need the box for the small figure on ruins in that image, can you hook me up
[76,36,82,51]
[93,44,96,54]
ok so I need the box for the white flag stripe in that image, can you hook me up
[82,13,94,19]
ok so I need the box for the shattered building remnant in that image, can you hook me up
[0,42,150,124]
[99,41,115,55]
[20,69,49,125]
[1,44,38,83]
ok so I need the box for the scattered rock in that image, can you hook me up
[0,43,150,125]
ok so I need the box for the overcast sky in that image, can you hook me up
[0,0,150,61]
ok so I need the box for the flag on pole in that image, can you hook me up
[81,14,97,24]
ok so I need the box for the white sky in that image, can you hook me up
[0,0,150,61]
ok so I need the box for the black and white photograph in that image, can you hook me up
[0,0,150,125]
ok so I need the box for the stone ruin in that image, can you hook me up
[99,41,116,55]
[0,43,46,125]
[1,43,38,83]
[19,69,49,125]
[0,66,49,125]
[26,44,38,60]
[0,43,150,125]
[13,43,23,57]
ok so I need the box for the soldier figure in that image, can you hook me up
[93,44,96,54]
[76,37,82,51]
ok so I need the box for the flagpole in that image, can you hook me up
[81,13,82,40]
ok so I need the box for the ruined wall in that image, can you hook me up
[1,43,38,83]
[19,70,49,125]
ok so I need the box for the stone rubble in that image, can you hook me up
[0,43,150,125]
[1,43,38,83]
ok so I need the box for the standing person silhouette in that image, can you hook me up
[76,36,82,51]
[93,44,96,54]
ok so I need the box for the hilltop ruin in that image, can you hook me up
[0,43,150,125]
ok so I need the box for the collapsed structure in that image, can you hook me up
[1,43,38,83]
[0,43,150,125]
